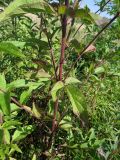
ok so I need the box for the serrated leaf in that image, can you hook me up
[66,85,87,117]
[0,42,25,59]
[12,125,34,142]
[51,81,64,101]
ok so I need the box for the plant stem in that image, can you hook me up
[64,12,119,80]
[59,0,69,80]
[52,99,59,132]
[48,0,69,149]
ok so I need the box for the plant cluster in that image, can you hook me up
[0,0,120,159]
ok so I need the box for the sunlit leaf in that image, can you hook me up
[0,0,55,22]
[95,66,105,74]
[12,125,34,142]
[66,85,87,116]
[0,42,25,59]
[65,77,80,85]
[0,90,11,116]
[51,81,64,101]
[7,79,26,91]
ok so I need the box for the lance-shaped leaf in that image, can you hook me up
[51,81,64,101]
[66,85,89,127]
[0,0,55,22]
[0,74,10,116]
[7,79,26,91]
[66,85,86,116]
[0,74,6,90]
[0,42,25,59]
[0,91,11,116]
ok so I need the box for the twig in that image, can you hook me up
[64,12,119,80]
[0,88,35,117]
[73,0,111,38]
[47,38,58,80]
[42,15,58,81]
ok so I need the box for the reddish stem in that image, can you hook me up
[59,0,69,81]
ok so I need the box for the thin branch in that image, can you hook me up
[66,0,79,41]
[47,37,58,80]
[64,12,119,80]
[42,15,58,80]
[0,88,35,117]
[95,0,111,14]
[73,0,111,38]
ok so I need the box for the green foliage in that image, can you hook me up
[0,0,119,159]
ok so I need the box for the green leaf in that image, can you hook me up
[95,66,105,74]
[20,89,32,104]
[0,0,55,22]
[88,128,95,141]
[12,125,34,142]
[34,70,51,78]
[60,116,72,131]
[65,77,80,85]
[0,74,6,90]
[2,120,22,130]
[80,142,89,148]
[32,154,37,160]
[7,79,26,91]
[58,5,67,14]
[10,103,20,112]
[3,129,10,144]
[0,42,25,59]
[32,102,42,119]
[74,9,94,23]
[51,81,64,102]
[20,83,43,104]
[9,144,22,155]
[0,129,3,144]
[2,41,26,49]
[66,85,86,116]
[0,91,11,116]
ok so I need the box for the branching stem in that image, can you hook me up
[64,12,119,80]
